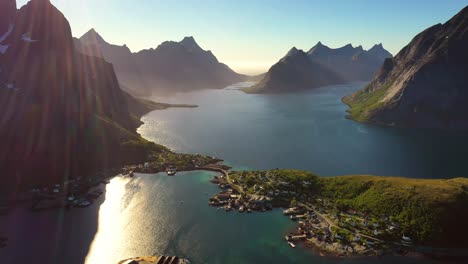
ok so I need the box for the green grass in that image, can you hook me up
[230,169,468,247]
[343,82,392,122]
[318,175,468,246]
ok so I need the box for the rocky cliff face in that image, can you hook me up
[76,32,246,96]
[246,42,391,93]
[0,0,16,35]
[0,0,152,190]
[344,6,468,129]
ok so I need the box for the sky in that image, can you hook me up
[17,0,468,75]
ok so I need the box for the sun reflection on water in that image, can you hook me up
[84,176,129,264]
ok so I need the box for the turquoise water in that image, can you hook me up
[139,82,468,179]
[1,172,449,264]
[3,83,467,264]
[82,172,449,264]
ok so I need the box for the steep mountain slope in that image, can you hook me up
[76,31,246,95]
[0,0,16,55]
[0,0,16,37]
[0,0,160,191]
[246,42,391,94]
[343,6,468,129]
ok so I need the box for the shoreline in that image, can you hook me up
[2,167,467,262]
[206,170,468,260]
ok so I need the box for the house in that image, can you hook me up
[347,209,357,215]
[334,234,344,240]
[390,221,401,229]
[402,235,412,242]
[217,193,231,201]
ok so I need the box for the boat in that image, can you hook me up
[167,167,177,176]
[247,208,252,213]
[225,205,232,212]
[238,206,245,212]
[288,241,296,248]
[129,171,134,177]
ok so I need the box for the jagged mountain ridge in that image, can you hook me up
[343,6,468,129]
[75,31,246,95]
[245,42,392,93]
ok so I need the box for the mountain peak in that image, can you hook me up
[308,41,331,55]
[287,46,298,54]
[371,43,384,49]
[342,43,354,49]
[180,36,199,47]
[281,47,308,63]
[368,43,392,58]
[80,28,107,45]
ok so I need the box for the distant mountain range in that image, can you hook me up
[0,0,163,190]
[343,6,468,130]
[74,30,246,96]
[244,42,392,93]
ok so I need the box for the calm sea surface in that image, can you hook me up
[2,82,467,264]
[139,82,468,179]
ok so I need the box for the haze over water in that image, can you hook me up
[139,82,468,179]
[4,83,467,264]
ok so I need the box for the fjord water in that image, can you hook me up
[3,83,466,264]
[82,172,447,264]
[139,82,468,179]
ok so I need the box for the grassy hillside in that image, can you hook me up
[319,175,468,246]
[228,169,468,247]
[342,82,392,122]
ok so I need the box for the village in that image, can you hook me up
[0,152,222,214]
[208,170,414,257]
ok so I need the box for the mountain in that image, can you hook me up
[0,0,16,37]
[0,0,161,191]
[343,6,468,129]
[244,47,344,93]
[245,42,392,93]
[75,31,246,95]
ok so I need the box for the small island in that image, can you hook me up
[208,169,468,258]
